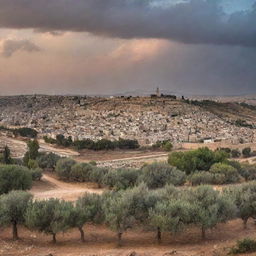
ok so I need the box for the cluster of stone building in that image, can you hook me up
[0,95,255,146]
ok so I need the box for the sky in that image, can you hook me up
[0,0,255,96]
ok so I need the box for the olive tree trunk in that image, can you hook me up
[12,221,18,240]
[201,226,206,240]
[52,233,57,244]
[79,227,85,242]
[157,227,162,243]
[117,232,123,247]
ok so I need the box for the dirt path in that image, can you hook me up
[31,174,104,201]
[238,156,256,164]
[38,139,80,157]
[96,153,169,168]
[97,153,168,163]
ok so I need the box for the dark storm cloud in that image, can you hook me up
[0,0,255,47]
[1,39,41,57]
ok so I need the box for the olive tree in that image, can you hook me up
[70,163,95,182]
[55,158,76,180]
[37,152,61,170]
[190,186,236,239]
[0,165,32,194]
[69,193,102,242]
[149,199,193,243]
[139,163,185,189]
[0,191,32,240]
[209,163,241,184]
[103,191,135,246]
[125,183,159,224]
[103,168,140,190]
[239,163,256,181]
[25,198,73,243]
[224,182,256,228]
[89,167,109,188]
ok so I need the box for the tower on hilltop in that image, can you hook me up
[156,87,160,97]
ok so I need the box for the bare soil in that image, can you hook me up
[31,173,104,201]
[75,149,167,162]
[0,219,256,256]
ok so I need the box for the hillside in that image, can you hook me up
[0,95,256,145]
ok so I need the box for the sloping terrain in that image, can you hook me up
[1,96,256,146]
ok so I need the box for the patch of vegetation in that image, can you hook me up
[152,140,173,151]
[234,119,254,129]
[229,238,256,254]
[13,127,38,138]
[168,147,228,175]
[0,126,38,138]
[44,135,140,151]
[239,102,256,111]
[0,165,33,194]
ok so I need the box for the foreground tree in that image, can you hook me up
[69,193,102,242]
[224,182,256,228]
[125,183,159,224]
[149,199,193,243]
[0,191,32,240]
[0,165,32,194]
[25,198,72,243]
[190,186,236,239]
[103,191,135,246]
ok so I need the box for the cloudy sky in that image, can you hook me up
[0,0,255,96]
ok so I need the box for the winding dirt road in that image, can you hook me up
[31,174,104,201]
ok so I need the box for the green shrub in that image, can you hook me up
[231,149,241,158]
[89,161,97,166]
[163,141,173,152]
[30,168,43,181]
[139,162,185,189]
[70,163,95,182]
[89,167,109,187]
[242,147,252,158]
[210,163,241,184]
[13,127,38,138]
[27,159,39,169]
[103,168,140,190]
[229,238,256,254]
[37,152,61,170]
[0,165,32,194]
[56,158,76,180]
[240,163,256,181]
[189,172,214,186]
[168,147,228,175]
